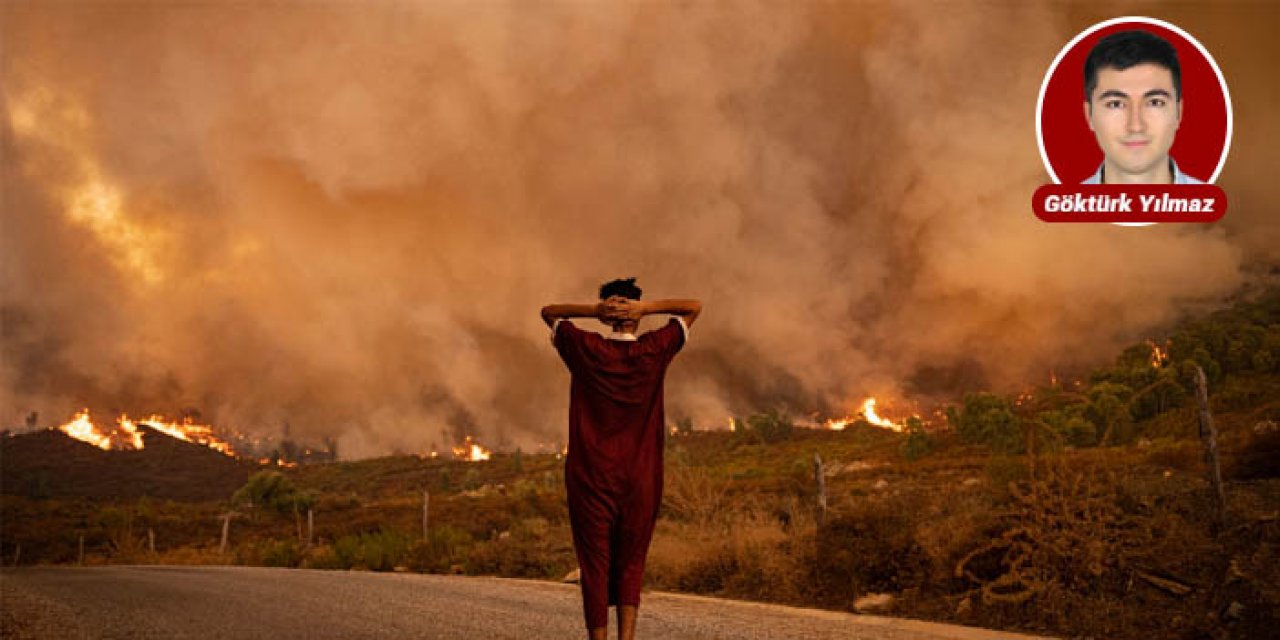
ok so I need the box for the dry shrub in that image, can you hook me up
[953,461,1148,633]
[1228,428,1280,480]
[1143,439,1203,472]
[151,546,229,565]
[957,464,1122,600]
[662,463,733,525]
[648,517,802,603]
[804,491,931,607]
[913,489,999,586]
[464,519,574,579]
[302,544,344,570]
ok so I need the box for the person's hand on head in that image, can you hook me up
[595,300,614,321]
[598,297,627,322]
[611,297,644,322]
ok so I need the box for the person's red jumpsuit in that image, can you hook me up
[553,317,686,630]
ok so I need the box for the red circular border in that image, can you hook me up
[1039,19,1229,184]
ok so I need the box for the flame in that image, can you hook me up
[136,415,238,456]
[58,409,113,450]
[824,417,854,431]
[256,458,299,468]
[860,398,907,432]
[117,415,145,450]
[452,436,491,462]
[54,409,237,455]
[1147,339,1170,369]
[822,397,910,433]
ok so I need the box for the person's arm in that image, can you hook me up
[615,298,703,328]
[540,302,609,328]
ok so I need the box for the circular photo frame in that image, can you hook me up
[1036,16,1232,185]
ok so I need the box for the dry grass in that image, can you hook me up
[5,430,1278,639]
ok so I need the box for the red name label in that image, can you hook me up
[1032,184,1228,223]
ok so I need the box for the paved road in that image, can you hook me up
[1,566,1050,639]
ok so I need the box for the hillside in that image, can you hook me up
[1,425,256,502]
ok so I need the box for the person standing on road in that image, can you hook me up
[541,278,702,640]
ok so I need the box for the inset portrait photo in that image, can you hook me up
[1037,17,1231,185]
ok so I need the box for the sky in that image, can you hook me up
[3,1,1277,458]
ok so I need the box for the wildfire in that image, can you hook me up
[1147,339,1170,369]
[58,410,112,450]
[54,409,237,455]
[823,397,910,433]
[859,398,907,432]
[256,457,299,468]
[824,417,854,431]
[452,436,491,462]
[135,415,237,456]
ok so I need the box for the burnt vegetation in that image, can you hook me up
[4,288,1280,639]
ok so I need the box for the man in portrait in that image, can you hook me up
[1082,29,1204,184]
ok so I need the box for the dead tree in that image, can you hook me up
[1193,365,1227,525]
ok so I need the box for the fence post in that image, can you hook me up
[813,454,827,527]
[422,490,430,539]
[1193,365,1227,526]
[219,513,234,554]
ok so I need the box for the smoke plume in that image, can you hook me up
[3,1,1276,457]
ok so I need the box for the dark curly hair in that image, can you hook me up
[599,277,642,301]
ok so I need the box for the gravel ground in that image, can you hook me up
[0,566,1052,639]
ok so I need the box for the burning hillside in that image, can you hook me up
[55,409,238,455]
[1,425,254,502]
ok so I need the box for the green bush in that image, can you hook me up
[1039,408,1096,448]
[262,538,303,568]
[231,471,315,515]
[330,529,411,571]
[407,525,474,573]
[362,529,410,571]
[302,545,346,570]
[736,409,794,444]
[902,417,933,460]
[949,394,1023,453]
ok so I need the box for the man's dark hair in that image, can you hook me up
[1083,29,1182,101]
[599,277,642,301]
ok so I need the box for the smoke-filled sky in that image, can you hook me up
[3,1,1277,458]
